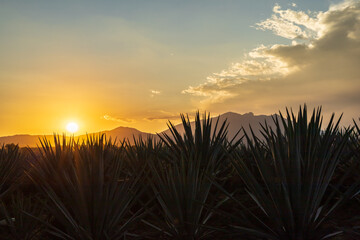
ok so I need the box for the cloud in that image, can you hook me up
[255,4,321,40]
[144,110,181,121]
[144,110,200,121]
[150,89,161,97]
[102,115,135,123]
[182,0,360,115]
[181,44,294,103]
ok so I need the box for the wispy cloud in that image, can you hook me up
[255,4,320,40]
[102,115,135,123]
[182,0,360,112]
[181,44,292,104]
[150,89,161,97]
[144,110,180,121]
[144,110,199,121]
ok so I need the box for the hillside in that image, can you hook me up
[0,127,155,147]
[0,112,277,147]
[160,112,278,141]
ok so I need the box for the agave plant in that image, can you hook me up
[0,192,47,240]
[337,119,360,237]
[26,134,145,240]
[147,112,240,239]
[0,144,44,239]
[124,136,163,176]
[214,105,360,240]
[350,119,360,162]
[0,144,23,199]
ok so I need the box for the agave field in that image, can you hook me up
[0,106,360,240]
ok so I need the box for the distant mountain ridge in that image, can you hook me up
[89,126,155,141]
[160,112,278,142]
[0,112,277,147]
[0,126,156,148]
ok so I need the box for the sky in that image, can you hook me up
[0,0,359,136]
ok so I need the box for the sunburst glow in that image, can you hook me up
[66,122,79,133]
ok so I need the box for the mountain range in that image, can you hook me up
[0,112,278,147]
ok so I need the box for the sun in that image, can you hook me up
[66,122,79,134]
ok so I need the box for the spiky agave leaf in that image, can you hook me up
[0,144,23,199]
[121,136,166,237]
[147,112,240,239]
[124,136,164,176]
[27,135,75,188]
[0,192,48,240]
[350,119,360,161]
[215,105,359,240]
[26,134,145,240]
[337,119,360,237]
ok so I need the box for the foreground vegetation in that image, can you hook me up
[0,106,359,239]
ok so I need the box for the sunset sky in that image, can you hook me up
[0,0,359,136]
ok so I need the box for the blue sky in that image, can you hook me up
[0,0,358,135]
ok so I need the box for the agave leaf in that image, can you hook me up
[0,192,48,240]
[26,134,145,240]
[215,105,359,239]
[147,112,237,239]
[0,144,23,199]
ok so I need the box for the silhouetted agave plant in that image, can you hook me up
[147,112,240,239]
[0,144,23,199]
[124,136,164,176]
[27,134,145,240]
[0,192,47,240]
[214,105,360,240]
[0,145,37,239]
[350,119,360,162]
[338,119,360,237]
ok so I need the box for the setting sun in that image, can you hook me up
[66,122,79,133]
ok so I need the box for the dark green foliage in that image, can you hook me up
[0,107,359,240]
[0,192,47,240]
[337,119,360,237]
[146,112,239,240]
[26,135,145,240]
[0,144,23,198]
[214,106,360,239]
[124,136,163,176]
[350,119,360,161]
